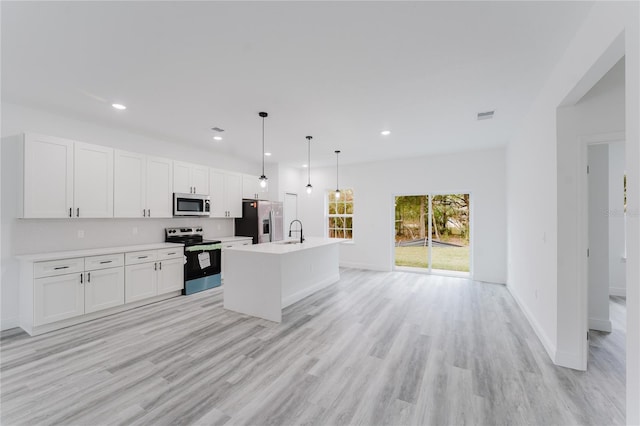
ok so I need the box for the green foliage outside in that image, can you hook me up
[395,246,470,272]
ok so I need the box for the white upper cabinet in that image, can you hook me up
[174,161,209,195]
[114,152,173,218]
[23,134,113,218]
[74,141,114,218]
[242,174,268,200]
[114,150,146,218]
[23,133,74,218]
[146,156,173,218]
[210,169,243,218]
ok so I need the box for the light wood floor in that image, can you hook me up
[1,269,626,425]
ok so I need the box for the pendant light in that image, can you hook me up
[334,150,341,199]
[305,136,313,194]
[258,112,268,188]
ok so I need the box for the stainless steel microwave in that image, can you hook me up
[173,193,210,217]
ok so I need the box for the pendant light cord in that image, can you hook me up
[261,116,265,176]
[307,138,311,185]
[335,150,340,191]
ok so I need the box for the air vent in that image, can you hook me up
[211,127,225,132]
[477,111,495,120]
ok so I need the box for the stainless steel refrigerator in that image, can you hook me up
[235,200,284,244]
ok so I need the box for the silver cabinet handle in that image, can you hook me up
[138,256,148,259]
[99,260,112,264]
[143,209,146,217]
[148,209,150,217]
[87,272,91,283]
[159,262,162,270]
[54,266,69,270]
[80,273,83,284]
[167,252,176,255]
[154,262,157,271]
[76,208,80,217]
[69,207,72,217]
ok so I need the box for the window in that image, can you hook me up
[328,189,353,239]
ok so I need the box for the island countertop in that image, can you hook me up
[224,237,344,255]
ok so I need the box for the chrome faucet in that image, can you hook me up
[288,220,304,243]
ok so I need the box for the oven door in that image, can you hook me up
[173,193,211,217]
[184,244,222,281]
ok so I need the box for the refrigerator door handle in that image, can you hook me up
[268,210,273,242]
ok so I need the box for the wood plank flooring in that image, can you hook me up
[0,268,626,425]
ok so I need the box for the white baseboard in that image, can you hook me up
[339,261,390,272]
[1,317,19,331]
[589,317,612,332]
[609,287,626,297]
[506,283,557,364]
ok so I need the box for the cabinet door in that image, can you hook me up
[225,172,243,217]
[23,133,74,218]
[146,156,173,218]
[114,150,146,218]
[125,262,157,303]
[74,141,114,218]
[191,165,209,195]
[242,174,260,199]
[209,169,226,218]
[173,161,192,194]
[85,267,125,313]
[157,258,184,294]
[34,273,84,326]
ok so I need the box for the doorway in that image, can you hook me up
[394,193,470,276]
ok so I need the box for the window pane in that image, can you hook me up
[329,229,336,238]
[335,217,344,228]
[329,203,337,214]
[329,191,336,202]
[345,203,353,214]
[345,217,352,228]
[345,189,354,201]
[328,217,336,228]
[345,229,352,239]
[335,229,344,238]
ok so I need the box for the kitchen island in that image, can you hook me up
[223,237,343,322]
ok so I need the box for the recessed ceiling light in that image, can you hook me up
[264,152,272,156]
[213,136,223,141]
[112,103,127,110]
[381,130,391,136]
[302,164,308,168]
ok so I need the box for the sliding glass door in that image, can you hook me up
[395,194,470,275]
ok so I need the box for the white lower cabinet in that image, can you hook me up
[34,273,84,327]
[157,257,184,294]
[19,244,184,336]
[85,267,125,313]
[125,262,158,303]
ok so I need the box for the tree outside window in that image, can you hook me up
[328,189,353,239]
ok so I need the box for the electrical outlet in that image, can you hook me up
[77,230,85,239]
[132,227,138,235]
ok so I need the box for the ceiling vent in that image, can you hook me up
[211,127,225,132]
[477,110,495,120]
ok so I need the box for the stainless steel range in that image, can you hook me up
[165,227,222,295]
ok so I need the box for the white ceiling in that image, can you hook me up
[1,1,594,167]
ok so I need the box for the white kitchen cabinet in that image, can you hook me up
[210,169,243,218]
[157,257,184,294]
[125,262,158,303]
[33,272,84,326]
[73,141,114,218]
[23,133,74,218]
[242,174,268,200]
[174,161,209,195]
[84,267,125,314]
[22,134,114,219]
[146,156,173,218]
[114,150,146,218]
[114,151,173,218]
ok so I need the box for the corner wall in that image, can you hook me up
[505,2,639,422]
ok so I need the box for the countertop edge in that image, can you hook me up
[16,242,185,262]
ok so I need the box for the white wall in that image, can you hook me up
[608,141,626,296]
[298,148,506,284]
[506,2,639,422]
[0,102,264,330]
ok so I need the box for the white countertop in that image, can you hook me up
[16,242,184,262]
[213,236,254,243]
[225,237,344,255]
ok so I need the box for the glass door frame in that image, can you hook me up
[392,191,473,278]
